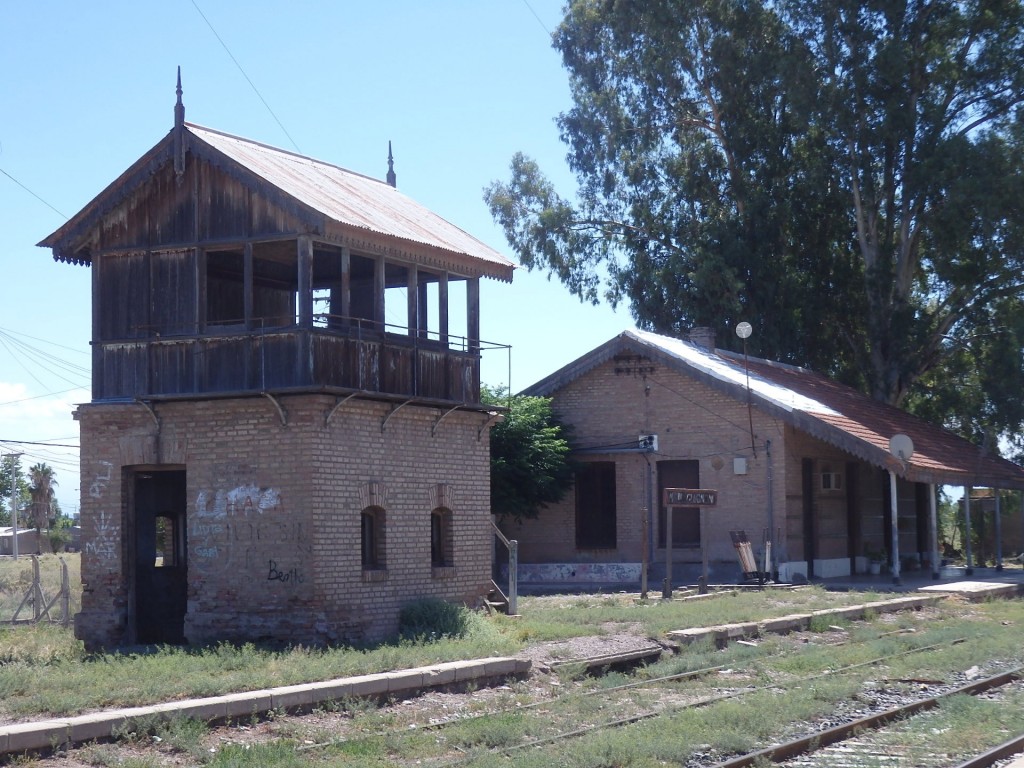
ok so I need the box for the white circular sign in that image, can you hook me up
[736,321,752,339]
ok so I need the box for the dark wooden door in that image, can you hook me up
[133,470,187,644]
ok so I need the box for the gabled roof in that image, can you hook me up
[40,122,515,281]
[525,329,1024,490]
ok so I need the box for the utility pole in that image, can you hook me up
[6,453,23,559]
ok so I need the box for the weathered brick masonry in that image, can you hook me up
[40,96,516,649]
[505,357,787,577]
[75,394,493,648]
[505,328,1016,585]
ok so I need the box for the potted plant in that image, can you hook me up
[864,546,885,575]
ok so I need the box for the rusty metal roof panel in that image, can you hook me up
[526,328,1024,489]
[187,123,514,279]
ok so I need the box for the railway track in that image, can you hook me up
[292,630,1013,767]
[716,669,1024,768]
[27,595,1024,767]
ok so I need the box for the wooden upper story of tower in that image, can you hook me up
[38,79,514,406]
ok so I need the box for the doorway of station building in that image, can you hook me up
[131,469,187,644]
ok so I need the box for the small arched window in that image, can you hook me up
[430,507,453,568]
[361,506,386,570]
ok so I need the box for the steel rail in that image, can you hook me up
[401,634,960,742]
[709,666,1024,768]
[296,634,970,761]
[949,732,1024,768]
[421,637,974,766]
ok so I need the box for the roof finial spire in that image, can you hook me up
[175,66,184,129]
[386,141,396,188]
[174,67,185,176]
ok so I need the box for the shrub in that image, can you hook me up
[398,598,472,642]
[47,527,71,553]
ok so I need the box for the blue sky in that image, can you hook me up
[0,1,630,516]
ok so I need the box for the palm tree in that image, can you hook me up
[28,463,57,533]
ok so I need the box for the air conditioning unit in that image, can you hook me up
[638,434,658,451]
[821,472,843,491]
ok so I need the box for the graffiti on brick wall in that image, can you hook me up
[84,510,118,561]
[191,486,310,588]
[195,485,281,519]
[267,559,304,583]
[88,461,113,499]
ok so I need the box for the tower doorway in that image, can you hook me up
[132,470,187,644]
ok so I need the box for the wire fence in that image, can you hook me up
[0,554,78,626]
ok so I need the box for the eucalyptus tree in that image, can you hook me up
[486,0,1024,442]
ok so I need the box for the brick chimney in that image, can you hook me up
[688,327,716,350]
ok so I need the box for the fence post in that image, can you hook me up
[32,556,42,622]
[60,557,70,627]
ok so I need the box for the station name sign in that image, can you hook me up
[663,488,718,507]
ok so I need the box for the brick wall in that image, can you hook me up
[74,393,493,649]
[502,359,789,572]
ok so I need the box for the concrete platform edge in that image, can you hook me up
[0,655,529,758]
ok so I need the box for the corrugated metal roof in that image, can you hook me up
[525,328,1024,489]
[188,124,515,279]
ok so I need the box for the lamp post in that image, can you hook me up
[6,453,24,560]
[735,322,756,459]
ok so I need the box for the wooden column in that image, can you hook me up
[297,236,314,328]
[407,264,418,336]
[417,275,429,339]
[467,277,480,352]
[196,249,207,333]
[297,236,314,385]
[194,248,206,392]
[373,256,385,332]
[243,243,254,390]
[339,247,351,324]
[91,255,103,399]
[243,242,253,330]
[438,272,449,347]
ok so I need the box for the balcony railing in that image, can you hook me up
[93,315,509,404]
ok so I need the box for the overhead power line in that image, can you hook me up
[0,439,79,449]
[0,164,68,219]
[521,0,552,35]
[189,0,302,154]
[0,328,90,390]
[0,386,87,409]
[0,327,89,357]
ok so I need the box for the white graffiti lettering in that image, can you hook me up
[88,461,114,499]
[84,510,118,561]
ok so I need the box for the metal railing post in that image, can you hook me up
[508,539,518,616]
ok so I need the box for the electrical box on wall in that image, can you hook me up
[638,434,658,451]
[733,457,748,475]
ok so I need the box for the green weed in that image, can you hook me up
[206,740,308,768]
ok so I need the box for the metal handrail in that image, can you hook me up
[491,520,518,615]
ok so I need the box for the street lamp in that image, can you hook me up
[735,322,755,458]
